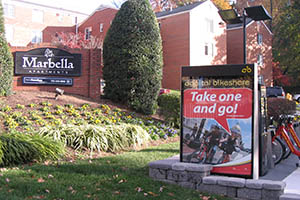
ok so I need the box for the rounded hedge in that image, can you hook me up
[103,0,163,115]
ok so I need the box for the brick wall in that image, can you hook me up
[158,13,190,90]
[3,0,88,46]
[43,26,76,43]
[10,44,102,100]
[78,8,118,42]
[227,21,273,86]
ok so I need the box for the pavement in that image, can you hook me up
[261,148,300,199]
[264,123,300,199]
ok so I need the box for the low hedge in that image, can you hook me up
[267,98,296,120]
[38,123,150,154]
[0,133,64,166]
[157,92,180,128]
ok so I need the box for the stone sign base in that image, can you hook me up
[148,155,286,200]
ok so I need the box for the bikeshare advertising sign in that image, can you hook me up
[181,64,257,177]
[14,48,81,76]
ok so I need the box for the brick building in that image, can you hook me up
[43,7,118,45]
[11,0,273,95]
[156,1,226,90]
[2,0,88,46]
[226,0,273,86]
[227,19,273,86]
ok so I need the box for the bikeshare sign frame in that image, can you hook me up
[180,64,259,179]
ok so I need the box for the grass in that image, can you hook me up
[0,142,230,200]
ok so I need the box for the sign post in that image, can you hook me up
[181,64,259,178]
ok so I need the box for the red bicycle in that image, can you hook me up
[271,116,300,164]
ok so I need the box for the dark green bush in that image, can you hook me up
[158,92,181,128]
[0,133,64,166]
[0,0,4,33]
[103,0,163,115]
[267,98,296,120]
[0,2,14,96]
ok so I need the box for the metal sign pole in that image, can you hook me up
[253,63,259,179]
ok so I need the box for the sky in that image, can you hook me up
[24,0,126,14]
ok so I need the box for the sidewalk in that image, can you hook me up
[261,154,300,199]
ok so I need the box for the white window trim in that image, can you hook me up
[85,27,92,40]
[99,23,104,32]
[3,3,15,18]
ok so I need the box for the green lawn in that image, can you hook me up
[0,142,230,200]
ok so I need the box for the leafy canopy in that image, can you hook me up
[103,0,163,115]
[151,0,231,11]
[273,1,300,85]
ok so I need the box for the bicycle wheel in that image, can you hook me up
[272,138,285,165]
[281,138,292,160]
[195,150,206,164]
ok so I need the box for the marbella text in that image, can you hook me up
[22,57,74,69]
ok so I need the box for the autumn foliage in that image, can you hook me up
[151,0,231,12]
[51,32,103,49]
[272,61,291,86]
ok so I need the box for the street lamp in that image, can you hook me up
[219,5,272,64]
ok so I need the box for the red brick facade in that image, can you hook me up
[2,0,88,46]
[10,45,102,99]
[158,13,190,90]
[43,8,118,44]
[227,21,273,86]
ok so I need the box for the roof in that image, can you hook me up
[10,0,89,16]
[227,18,253,29]
[226,17,273,34]
[155,1,206,18]
[96,4,118,11]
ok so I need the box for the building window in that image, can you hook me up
[99,23,104,32]
[257,33,263,45]
[205,43,209,55]
[257,54,263,66]
[4,25,14,42]
[85,27,92,40]
[32,9,44,23]
[205,19,214,33]
[204,43,214,56]
[3,4,15,18]
[31,30,42,43]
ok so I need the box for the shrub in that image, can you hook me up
[103,0,163,115]
[158,92,181,128]
[0,133,64,166]
[38,123,150,154]
[267,98,296,120]
[0,3,14,96]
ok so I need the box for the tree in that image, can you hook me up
[103,0,163,115]
[151,0,231,12]
[272,1,300,85]
[0,0,4,33]
[51,32,103,49]
[0,0,14,96]
[211,0,231,10]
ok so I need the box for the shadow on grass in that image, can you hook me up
[0,142,230,200]
[138,148,179,153]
